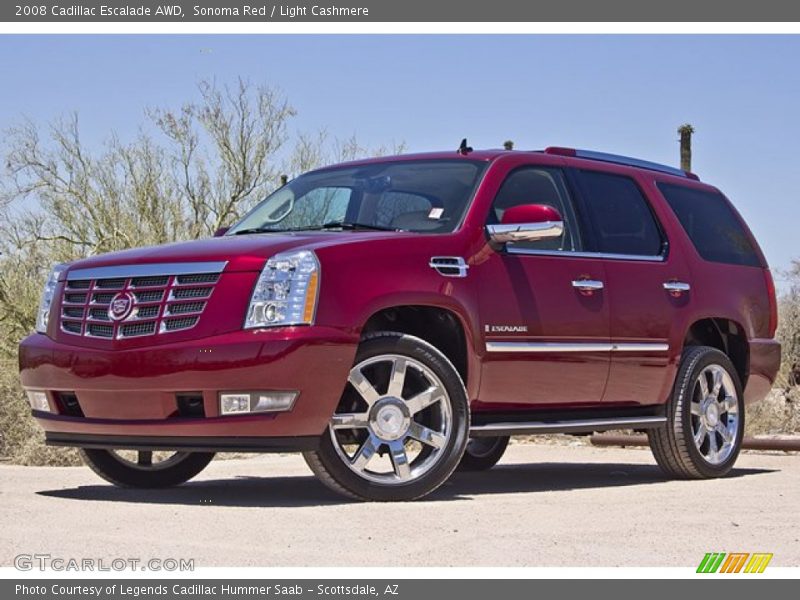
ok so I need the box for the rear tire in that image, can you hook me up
[303,332,470,501]
[648,346,744,479]
[457,436,510,471]
[79,449,214,488]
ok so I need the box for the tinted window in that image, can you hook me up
[579,171,663,256]
[374,192,433,229]
[658,183,762,267]
[276,187,350,229]
[489,167,582,251]
[229,160,486,235]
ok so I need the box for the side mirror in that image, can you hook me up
[213,226,230,238]
[486,204,564,245]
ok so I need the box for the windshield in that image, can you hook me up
[227,159,486,235]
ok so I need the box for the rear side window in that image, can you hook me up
[658,183,762,267]
[578,170,664,256]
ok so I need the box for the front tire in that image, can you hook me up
[79,449,215,488]
[648,346,744,479]
[303,332,470,501]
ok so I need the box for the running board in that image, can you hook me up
[469,416,666,437]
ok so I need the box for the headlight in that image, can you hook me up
[245,250,320,328]
[35,265,66,334]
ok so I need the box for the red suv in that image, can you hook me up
[19,147,781,501]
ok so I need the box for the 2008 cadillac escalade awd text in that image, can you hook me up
[19,147,781,501]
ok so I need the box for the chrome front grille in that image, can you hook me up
[59,262,225,340]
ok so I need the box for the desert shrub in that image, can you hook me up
[746,389,800,436]
[0,79,402,464]
[744,263,800,435]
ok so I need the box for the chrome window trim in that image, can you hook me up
[485,341,669,353]
[505,247,666,262]
[65,261,228,281]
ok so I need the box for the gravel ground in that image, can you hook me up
[0,442,797,567]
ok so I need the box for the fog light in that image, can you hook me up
[220,393,250,415]
[26,391,50,412]
[219,391,297,416]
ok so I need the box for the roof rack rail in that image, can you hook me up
[544,147,697,180]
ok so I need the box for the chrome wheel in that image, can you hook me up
[329,353,453,484]
[649,346,743,479]
[108,450,193,471]
[690,364,740,465]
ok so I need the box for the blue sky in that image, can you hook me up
[1,35,798,280]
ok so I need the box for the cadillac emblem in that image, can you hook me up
[108,291,135,322]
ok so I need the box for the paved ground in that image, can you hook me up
[1,443,798,567]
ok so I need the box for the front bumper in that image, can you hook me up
[19,327,358,450]
[42,431,321,452]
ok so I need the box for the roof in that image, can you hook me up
[307,150,506,173]
[308,147,699,181]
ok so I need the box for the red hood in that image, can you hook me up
[62,231,420,275]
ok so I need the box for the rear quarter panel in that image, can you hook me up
[647,175,773,341]
[647,174,779,402]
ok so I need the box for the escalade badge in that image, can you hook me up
[108,292,135,322]
[485,325,528,333]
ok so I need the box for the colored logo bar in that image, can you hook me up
[697,553,773,573]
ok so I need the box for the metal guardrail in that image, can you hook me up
[590,433,800,452]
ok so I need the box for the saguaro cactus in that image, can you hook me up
[678,124,695,172]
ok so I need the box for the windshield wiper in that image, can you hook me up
[318,221,402,232]
[231,221,403,235]
[230,227,273,235]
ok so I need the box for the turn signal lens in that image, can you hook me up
[303,270,319,323]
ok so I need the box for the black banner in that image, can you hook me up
[3,0,800,22]
[5,579,797,600]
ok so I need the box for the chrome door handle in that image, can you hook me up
[663,281,691,294]
[572,279,604,292]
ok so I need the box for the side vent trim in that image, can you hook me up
[429,256,469,278]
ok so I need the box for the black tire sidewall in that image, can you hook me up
[80,449,215,488]
[677,348,745,477]
[458,436,510,471]
[315,333,470,501]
